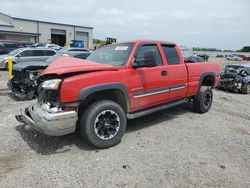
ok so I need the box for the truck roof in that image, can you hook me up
[116,40,176,45]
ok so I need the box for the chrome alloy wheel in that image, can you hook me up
[94,110,120,140]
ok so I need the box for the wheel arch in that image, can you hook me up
[199,72,216,89]
[77,83,130,114]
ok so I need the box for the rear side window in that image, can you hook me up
[20,50,32,57]
[32,50,45,56]
[162,45,180,65]
[135,44,163,66]
[45,50,56,56]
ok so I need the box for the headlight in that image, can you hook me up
[42,79,62,90]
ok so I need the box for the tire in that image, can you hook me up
[242,84,250,94]
[193,86,213,114]
[79,100,127,149]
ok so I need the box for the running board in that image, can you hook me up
[127,99,189,119]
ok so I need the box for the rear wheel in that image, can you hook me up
[242,84,250,94]
[193,86,213,113]
[79,100,126,149]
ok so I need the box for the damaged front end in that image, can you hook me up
[219,65,250,93]
[8,69,43,100]
[16,79,78,136]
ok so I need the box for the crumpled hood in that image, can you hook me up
[13,61,48,71]
[42,56,119,76]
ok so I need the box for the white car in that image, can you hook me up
[44,44,62,51]
[226,55,243,61]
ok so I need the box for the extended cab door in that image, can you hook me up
[127,43,171,111]
[160,44,188,100]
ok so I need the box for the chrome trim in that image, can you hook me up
[169,86,186,91]
[133,85,185,99]
[133,89,170,99]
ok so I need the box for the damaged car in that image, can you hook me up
[219,63,250,94]
[8,51,91,100]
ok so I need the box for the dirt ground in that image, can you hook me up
[0,68,249,188]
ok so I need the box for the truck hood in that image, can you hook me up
[42,56,119,76]
[13,61,48,71]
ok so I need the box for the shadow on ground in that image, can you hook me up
[15,102,194,155]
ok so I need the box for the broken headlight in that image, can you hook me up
[28,70,42,81]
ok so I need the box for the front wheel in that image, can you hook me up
[79,100,127,149]
[193,86,213,114]
[242,84,250,94]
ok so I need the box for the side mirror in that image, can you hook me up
[132,50,157,68]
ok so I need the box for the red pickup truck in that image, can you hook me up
[17,40,220,148]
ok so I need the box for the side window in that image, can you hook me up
[32,50,45,56]
[45,50,56,56]
[135,44,163,66]
[162,45,180,65]
[20,50,32,57]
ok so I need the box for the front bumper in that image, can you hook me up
[17,104,78,136]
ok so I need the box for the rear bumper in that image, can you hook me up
[19,104,78,136]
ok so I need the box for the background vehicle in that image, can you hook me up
[216,54,224,58]
[226,55,243,61]
[17,40,220,149]
[59,47,90,52]
[9,51,91,100]
[219,63,250,94]
[0,41,19,55]
[0,48,56,69]
[19,41,34,47]
[197,54,209,61]
[184,55,204,63]
[31,43,44,48]
[43,44,62,50]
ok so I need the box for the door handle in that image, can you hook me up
[161,70,168,76]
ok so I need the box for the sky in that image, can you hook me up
[0,0,249,50]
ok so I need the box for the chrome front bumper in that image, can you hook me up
[18,104,78,136]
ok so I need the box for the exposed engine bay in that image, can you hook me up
[219,64,250,93]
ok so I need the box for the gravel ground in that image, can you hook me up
[0,70,249,188]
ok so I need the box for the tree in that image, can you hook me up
[238,46,250,52]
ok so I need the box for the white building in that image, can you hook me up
[0,12,93,49]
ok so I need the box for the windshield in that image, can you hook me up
[87,43,133,66]
[45,53,72,64]
[9,49,23,56]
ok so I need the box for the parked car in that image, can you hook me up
[226,55,243,61]
[19,41,34,47]
[31,43,44,48]
[0,41,19,55]
[218,63,250,94]
[8,51,91,100]
[216,54,224,58]
[59,47,90,52]
[184,55,204,63]
[16,40,220,149]
[43,44,62,51]
[198,54,209,61]
[0,48,56,69]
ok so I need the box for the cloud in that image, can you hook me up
[0,0,249,50]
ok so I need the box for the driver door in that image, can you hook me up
[127,43,170,111]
